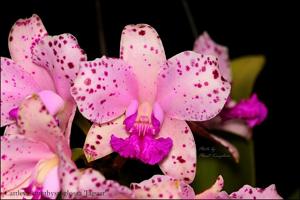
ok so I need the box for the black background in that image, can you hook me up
[0,0,299,198]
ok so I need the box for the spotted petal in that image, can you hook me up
[121,24,166,103]
[0,57,40,127]
[193,32,231,81]
[131,175,195,199]
[79,170,133,199]
[8,14,55,91]
[84,115,128,162]
[157,51,231,121]
[159,117,196,183]
[17,95,64,152]
[195,175,228,199]
[71,57,138,124]
[229,184,282,199]
[32,33,87,100]
[57,143,133,199]
[0,135,53,193]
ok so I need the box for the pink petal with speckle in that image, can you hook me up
[57,142,133,199]
[159,117,196,183]
[0,135,54,193]
[71,57,138,124]
[17,95,64,152]
[79,170,133,199]
[57,101,77,143]
[8,14,55,91]
[193,32,231,81]
[229,184,282,199]
[3,124,18,136]
[32,33,87,100]
[121,24,166,103]
[84,115,128,162]
[38,90,64,116]
[157,51,231,121]
[196,175,227,199]
[131,175,195,199]
[0,57,40,127]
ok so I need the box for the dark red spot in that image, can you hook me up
[96,135,103,140]
[9,36,13,42]
[212,70,219,79]
[184,177,190,182]
[177,156,186,163]
[68,62,74,69]
[100,99,106,104]
[138,30,145,36]
[104,71,108,76]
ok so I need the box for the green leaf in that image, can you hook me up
[192,133,255,194]
[231,55,266,101]
[71,148,84,161]
[289,188,300,200]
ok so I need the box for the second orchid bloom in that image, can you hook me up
[71,24,231,183]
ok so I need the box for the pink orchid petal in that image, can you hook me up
[1,178,32,199]
[8,14,55,91]
[222,94,268,128]
[42,166,60,199]
[193,32,231,81]
[230,184,282,199]
[120,24,166,103]
[71,57,138,124]
[0,57,40,127]
[32,33,87,100]
[84,115,128,162]
[218,119,252,140]
[1,135,53,193]
[4,124,19,136]
[37,90,64,116]
[57,143,133,199]
[131,175,195,199]
[196,175,226,199]
[57,143,82,199]
[157,51,231,121]
[57,101,77,143]
[17,95,64,152]
[159,117,196,183]
[79,170,133,199]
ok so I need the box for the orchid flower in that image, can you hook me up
[71,24,231,183]
[57,142,133,199]
[193,32,268,161]
[131,175,282,199]
[1,95,71,199]
[0,14,87,140]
